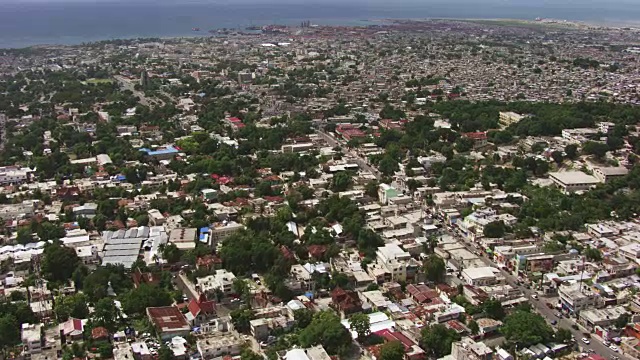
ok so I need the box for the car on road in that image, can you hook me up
[582,338,590,344]
[550,320,557,325]
[546,302,554,309]
[556,312,563,318]
[609,345,619,352]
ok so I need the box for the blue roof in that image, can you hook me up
[199,227,210,233]
[115,175,127,181]
[139,145,179,156]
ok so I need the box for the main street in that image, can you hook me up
[113,75,159,107]
[315,129,382,180]
[446,228,624,359]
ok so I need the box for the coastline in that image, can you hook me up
[2,15,640,50]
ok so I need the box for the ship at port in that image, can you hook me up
[245,25,261,31]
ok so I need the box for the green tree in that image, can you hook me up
[230,308,255,333]
[482,298,506,320]
[15,227,33,245]
[502,311,554,347]
[294,308,313,329]
[379,341,405,360]
[614,313,630,329]
[564,144,578,160]
[468,320,479,335]
[241,348,264,360]
[299,311,352,355]
[0,315,20,350]
[423,254,446,283]
[121,284,172,316]
[554,328,573,343]
[93,298,119,332]
[54,293,90,321]
[349,312,370,340]
[551,151,564,165]
[232,278,250,302]
[584,247,602,261]
[331,172,353,192]
[379,156,399,177]
[161,243,181,263]
[37,222,65,241]
[582,141,609,159]
[42,241,81,283]
[98,343,114,359]
[158,344,174,360]
[483,221,505,238]
[420,324,461,358]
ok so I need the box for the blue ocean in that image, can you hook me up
[1,0,640,49]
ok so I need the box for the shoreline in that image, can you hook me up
[2,15,640,50]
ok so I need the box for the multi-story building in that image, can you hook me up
[196,333,244,359]
[451,337,493,360]
[210,221,244,247]
[197,269,237,295]
[499,112,525,127]
[376,243,415,281]
[21,323,43,354]
[0,166,34,185]
[549,171,600,193]
[558,283,598,314]
[462,266,504,286]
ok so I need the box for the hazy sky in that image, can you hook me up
[2,0,639,3]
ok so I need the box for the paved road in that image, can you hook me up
[315,129,382,180]
[114,75,159,107]
[446,229,624,359]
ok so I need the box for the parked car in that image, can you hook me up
[609,345,619,352]
[551,320,557,325]
[582,338,590,344]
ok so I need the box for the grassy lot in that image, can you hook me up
[86,78,114,84]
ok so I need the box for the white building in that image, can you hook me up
[196,333,244,359]
[548,171,600,193]
[462,266,503,286]
[21,323,42,354]
[451,337,493,360]
[558,283,598,314]
[210,221,244,247]
[0,166,34,185]
[197,269,237,295]
[376,243,412,281]
[499,112,525,127]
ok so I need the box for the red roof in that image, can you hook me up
[373,329,416,350]
[462,131,487,140]
[587,355,606,360]
[147,306,190,331]
[228,117,242,123]
[406,284,439,304]
[91,326,109,340]
[308,245,327,259]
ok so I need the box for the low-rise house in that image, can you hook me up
[450,337,493,360]
[196,332,244,359]
[558,283,599,314]
[461,267,504,286]
[185,294,217,326]
[331,287,362,316]
[196,269,236,295]
[146,306,191,340]
[21,323,43,354]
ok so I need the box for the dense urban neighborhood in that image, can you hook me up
[1,18,640,360]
